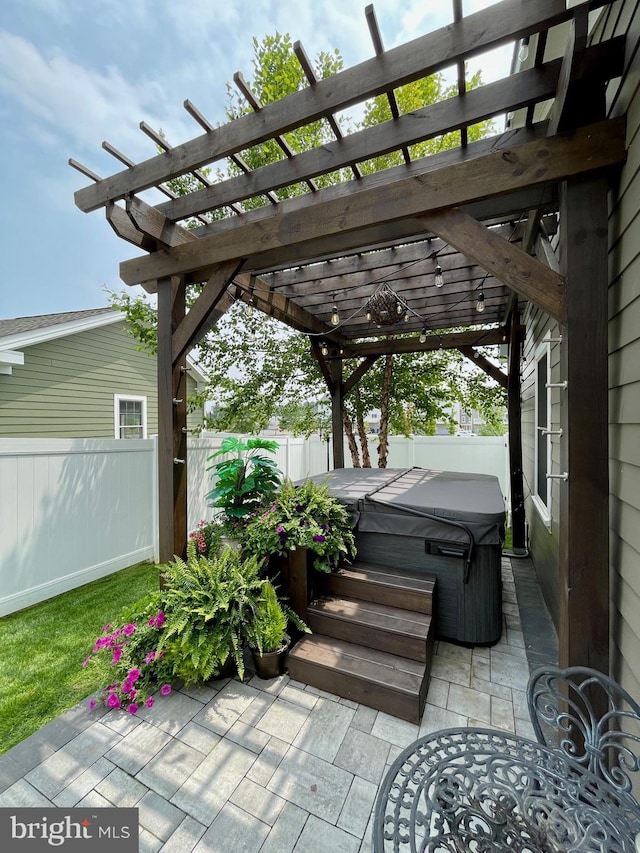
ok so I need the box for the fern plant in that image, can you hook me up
[160,541,265,682]
[247,580,309,654]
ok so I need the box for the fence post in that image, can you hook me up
[151,434,160,563]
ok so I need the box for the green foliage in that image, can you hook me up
[245,580,309,654]
[241,478,356,573]
[188,518,226,557]
[205,436,282,522]
[160,543,266,682]
[110,33,506,458]
[0,560,157,752]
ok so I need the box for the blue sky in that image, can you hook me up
[0,0,511,320]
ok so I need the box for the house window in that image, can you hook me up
[114,395,147,439]
[533,340,551,526]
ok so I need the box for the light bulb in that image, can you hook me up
[476,291,486,313]
[320,342,329,356]
[245,297,255,316]
[419,329,427,344]
[397,302,404,315]
[366,309,372,322]
[518,37,530,64]
[331,305,340,326]
[404,312,410,322]
[434,264,444,288]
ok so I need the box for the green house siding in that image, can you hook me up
[0,322,203,438]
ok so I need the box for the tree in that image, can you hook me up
[111,33,505,465]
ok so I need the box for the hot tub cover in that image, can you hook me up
[305,467,505,546]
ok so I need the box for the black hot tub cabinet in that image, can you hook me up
[308,467,506,645]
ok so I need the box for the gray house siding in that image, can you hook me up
[520,0,640,696]
[0,322,203,437]
[598,0,640,696]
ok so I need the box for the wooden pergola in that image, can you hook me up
[71,0,624,674]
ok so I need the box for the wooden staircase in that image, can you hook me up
[288,561,437,724]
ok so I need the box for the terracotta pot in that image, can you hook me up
[251,642,289,680]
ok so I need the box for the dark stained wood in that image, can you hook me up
[547,11,589,136]
[343,356,379,396]
[422,208,567,322]
[507,312,526,553]
[157,42,621,223]
[558,176,609,676]
[287,634,429,723]
[106,202,156,253]
[457,346,508,388]
[310,340,334,393]
[75,0,605,213]
[306,596,431,661]
[157,275,187,565]
[279,547,313,622]
[171,261,241,364]
[326,562,435,615]
[119,119,625,287]
[330,356,345,469]
[346,328,508,358]
[125,195,196,248]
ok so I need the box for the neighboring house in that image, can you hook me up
[510,4,640,698]
[0,308,207,438]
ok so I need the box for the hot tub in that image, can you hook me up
[306,467,506,645]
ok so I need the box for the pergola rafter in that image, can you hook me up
[70,0,625,677]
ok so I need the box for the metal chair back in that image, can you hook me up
[527,665,640,796]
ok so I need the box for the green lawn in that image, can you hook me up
[0,562,158,755]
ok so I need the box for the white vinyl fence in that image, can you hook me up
[0,433,508,616]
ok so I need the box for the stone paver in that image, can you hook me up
[1,557,541,853]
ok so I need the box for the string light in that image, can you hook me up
[518,36,530,64]
[419,328,427,344]
[320,342,329,356]
[331,303,340,326]
[476,290,486,313]
[434,264,444,288]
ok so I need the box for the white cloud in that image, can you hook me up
[0,30,193,165]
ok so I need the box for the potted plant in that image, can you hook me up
[241,477,357,573]
[205,437,282,537]
[246,580,310,679]
[159,541,266,683]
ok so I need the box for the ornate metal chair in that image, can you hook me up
[527,665,640,796]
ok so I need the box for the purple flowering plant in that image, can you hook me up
[83,591,174,714]
[241,478,356,573]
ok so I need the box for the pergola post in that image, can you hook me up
[558,175,609,673]
[330,355,345,469]
[157,275,188,564]
[507,312,526,553]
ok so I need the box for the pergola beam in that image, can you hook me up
[119,119,625,288]
[74,0,608,213]
[421,207,567,322]
[341,328,508,358]
[457,346,508,389]
[154,41,620,224]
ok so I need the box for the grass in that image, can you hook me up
[0,561,158,755]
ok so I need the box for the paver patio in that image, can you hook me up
[0,556,556,852]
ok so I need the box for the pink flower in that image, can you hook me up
[111,648,123,665]
[145,652,155,663]
[127,703,139,715]
[103,623,112,632]
[122,680,133,693]
[122,623,136,636]
[160,684,172,696]
[127,668,141,682]
[107,693,121,709]
[88,698,96,711]
[154,612,166,628]
[82,656,92,668]
[145,696,155,708]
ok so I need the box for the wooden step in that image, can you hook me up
[326,562,436,615]
[307,596,432,662]
[288,635,429,724]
